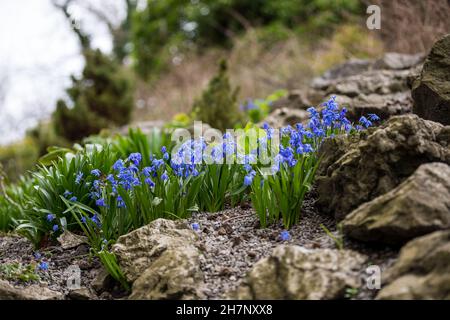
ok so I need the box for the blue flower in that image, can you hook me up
[142,167,152,177]
[52,225,59,232]
[81,216,87,224]
[161,146,167,154]
[244,174,254,187]
[113,159,125,172]
[75,172,83,185]
[91,214,101,228]
[69,196,77,202]
[191,223,200,231]
[128,153,142,166]
[145,177,155,187]
[279,230,291,241]
[161,171,168,181]
[39,261,48,271]
[368,113,380,121]
[106,174,116,185]
[117,196,126,208]
[34,252,42,260]
[96,198,106,207]
[91,169,101,177]
[46,214,55,222]
[359,116,372,128]
[63,190,72,198]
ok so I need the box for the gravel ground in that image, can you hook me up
[1,197,399,300]
[0,233,112,299]
[187,197,399,300]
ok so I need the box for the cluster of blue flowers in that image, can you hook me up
[241,96,379,186]
[59,96,378,234]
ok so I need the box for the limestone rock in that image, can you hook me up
[57,230,87,250]
[0,280,63,300]
[68,287,93,300]
[342,163,450,244]
[412,34,450,125]
[129,246,204,300]
[307,52,424,123]
[112,219,198,283]
[112,218,204,300]
[230,245,366,300]
[317,114,450,220]
[377,230,450,299]
[91,267,113,294]
[374,52,425,70]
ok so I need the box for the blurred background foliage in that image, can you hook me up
[1,0,447,182]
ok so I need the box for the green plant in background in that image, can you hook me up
[0,174,35,232]
[192,60,243,131]
[53,49,134,142]
[0,262,40,283]
[241,89,288,124]
[111,128,173,167]
[131,0,363,78]
[166,113,193,129]
[320,223,344,250]
[345,287,359,299]
[0,138,39,183]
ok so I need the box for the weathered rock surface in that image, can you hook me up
[373,52,426,70]
[0,280,63,300]
[57,230,88,250]
[267,52,424,127]
[129,245,203,300]
[112,219,198,283]
[263,107,310,128]
[112,219,204,300]
[230,245,366,300]
[342,163,450,244]
[377,230,450,299]
[68,287,93,300]
[317,114,450,220]
[412,34,450,125]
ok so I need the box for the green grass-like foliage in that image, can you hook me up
[0,262,40,283]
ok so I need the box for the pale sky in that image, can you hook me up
[0,0,123,145]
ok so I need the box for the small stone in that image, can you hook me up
[217,227,227,236]
[91,268,113,294]
[57,230,88,250]
[248,251,257,258]
[219,267,232,276]
[68,288,92,300]
[232,236,242,247]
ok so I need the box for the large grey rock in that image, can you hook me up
[342,163,450,244]
[0,280,63,300]
[412,34,450,125]
[334,92,413,121]
[129,245,204,300]
[374,52,425,70]
[112,219,204,300]
[317,114,450,220]
[230,245,366,300]
[306,52,424,123]
[377,230,450,299]
[112,219,198,283]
